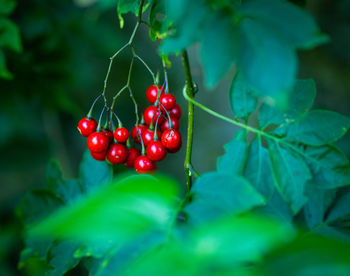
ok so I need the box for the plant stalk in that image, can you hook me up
[182,50,195,192]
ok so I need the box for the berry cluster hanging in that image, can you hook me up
[77,84,182,174]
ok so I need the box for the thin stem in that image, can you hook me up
[110,57,134,110]
[100,0,145,108]
[162,56,169,94]
[182,85,314,161]
[188,164,199,178]
[97,106,106,132]
[128,86,139,124]
[102,44,128,106]
[112,112,122,129]
[87,94,102,118]
[133,53,157,83]
[182,50,195,192]
[159,102,172,129]
[127,57,134,85]
[137,127,146,155]
[128,22,140,45]
[111,85,128,110]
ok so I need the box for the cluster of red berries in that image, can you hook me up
[77,85,182,174]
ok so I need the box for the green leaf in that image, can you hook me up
[19,236,55,266]
[19,157,116,272]
[79,150,113,194]
[304,182,336,228]
[303,145,350,189]
[124,241,200,276]
[245,138,274,199]
[229,71,258,120]
[185,172,265,225]
[18,190,63,264]
[46,159,63,187]
[274,110,350,146]
[262,190,294,222]
[0,50,12,79]
[216,130,248,175]
[207,0,242,10]
[149,0,172,40]
[0,17,22,52]
[262,234,350,276]
[18,189,63,226]
[267,140,312,213]
[238,17,297,103]
[245,138,293,221]
[47,159,83,203]
[237,0,329,49]
[117,0,149,16]
[117,0,150,28]
[86,234,165,276]
[0,0,16,15]
[125,215,294,275]
[160,2,208,53]
[46,240,82,276]
[28,175,179,243]
[259,79,316,129]
[326,192,350,223]
[200,13,238,88]
[191,214,295,263]
[313,225,350,244]
[162,0,187,22]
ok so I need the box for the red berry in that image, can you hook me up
[169,104,182,120]
[143,106,165,126]
[87,132,110,153]
[146,85,164,104]
[114,127,129,143]
[167,139,182,153]
[131,124,147,144]
[146,141,167,162]
[160,117,180,132]
[106,143,128,164]
[142,128,161,147]
[101,128,114,142]
[134,155,156,174]
[124,148,141,168]
[90,150,107,161]
[77,117,97,137]
[161,129,182,151]
[159,94,176,112]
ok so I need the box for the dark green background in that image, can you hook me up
[1,0,350,275]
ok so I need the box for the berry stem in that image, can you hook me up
[87,94,102,118]
[112,111,123,129]
[182,50,196,192]
[162,56,169,94]
[153,115,161,141]
[111,85,128,110]
[128,86,139,125]
[133,52,157,84]
[100,0,145,108]
[137,127,146,155]
[97,106,106,132]
[159,101,173,129]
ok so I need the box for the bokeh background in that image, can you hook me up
[1,0,350,274]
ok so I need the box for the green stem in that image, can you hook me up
[182,50,195,192]
[128,86,139,125]
[101,0,145,107]
[182,85,315,162]
[133,53,157,83]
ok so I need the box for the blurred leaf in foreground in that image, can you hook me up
[28,174,180,243]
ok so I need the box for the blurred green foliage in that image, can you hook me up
[1,0,350,275]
